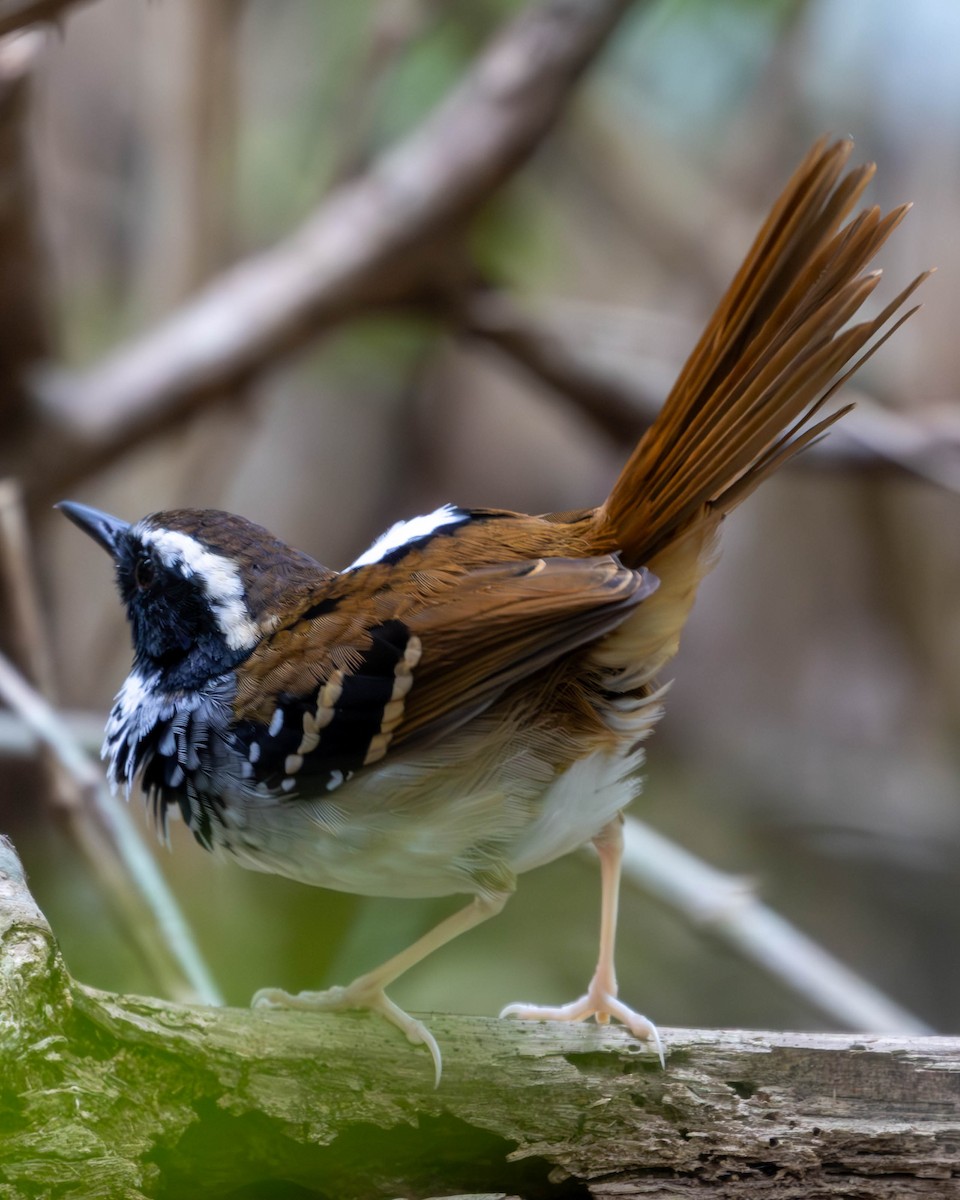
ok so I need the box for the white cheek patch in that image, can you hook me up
[347,504,468,570]
[140,527,260,651]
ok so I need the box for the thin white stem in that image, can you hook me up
[0,709,103,756]
[0,651,223,1006]
[620,815,931,1034]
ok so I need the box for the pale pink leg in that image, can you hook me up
[501,818,663,1065]
[254,892,508,1086]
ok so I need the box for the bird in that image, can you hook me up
[59,139,925,1085]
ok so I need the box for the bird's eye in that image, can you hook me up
[134,552,156,591]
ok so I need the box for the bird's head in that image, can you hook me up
[58,502,329,689]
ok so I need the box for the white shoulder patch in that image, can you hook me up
[140,527,260,651]
[346,504,468,570]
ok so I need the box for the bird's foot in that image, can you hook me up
[252,982,443,1086]
[500,979,664,1066]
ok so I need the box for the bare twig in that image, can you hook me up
[621,816,930,1034]
[20,0,638,503]
[0,650,223,1005]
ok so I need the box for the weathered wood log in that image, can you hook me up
[1,835,958,1198]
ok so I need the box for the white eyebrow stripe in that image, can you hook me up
[140,527,260,651]
[346,504,469,570]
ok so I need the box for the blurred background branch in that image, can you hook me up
[16,0,638,505]
[0,0,91,37]
[455,286,960,491]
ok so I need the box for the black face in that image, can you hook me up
[112,533,247,687]
[58,501,254,691]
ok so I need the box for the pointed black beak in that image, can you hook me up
[56,501,131,558]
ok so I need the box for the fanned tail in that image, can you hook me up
[600,137,929,566]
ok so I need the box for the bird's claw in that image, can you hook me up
[500,990,664,1067]
[252,983,443,1086]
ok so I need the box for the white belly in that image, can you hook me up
[215,734,646,900]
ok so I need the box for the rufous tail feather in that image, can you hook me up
[599,137,929,568]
